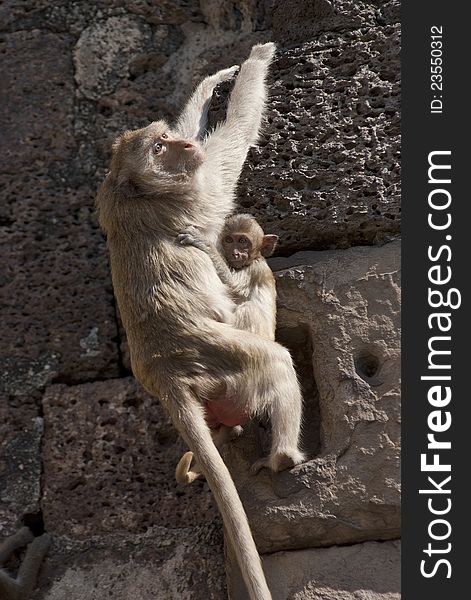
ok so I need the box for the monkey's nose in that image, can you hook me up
[172,140,195,149]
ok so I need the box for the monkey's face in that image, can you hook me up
[222,231,253,268]
[221,215,279,268]
[150,130,204,174]
[148,125,205,175]
[112,122,205,185]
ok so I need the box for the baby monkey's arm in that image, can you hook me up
[177,229,246,297]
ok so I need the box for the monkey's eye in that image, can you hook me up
[224,236,233,244]
[238,236,249,245]
[161,133,168,139]
[153,141,164,154]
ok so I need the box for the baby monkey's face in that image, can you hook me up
[221,216,278,269]
[222,231,253,268]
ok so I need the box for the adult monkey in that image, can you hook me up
[97,43,304,600]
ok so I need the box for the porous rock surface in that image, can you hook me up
[0,414,43,537]
[237,25,400,253]
[0,28,119,393]
[41,378,219,537]
[36,377,224,597]
[37,526,226,600]
[0,0,400,598]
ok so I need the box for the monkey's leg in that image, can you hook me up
[0,570,20,600]
[248,352,305,474]
[250,365,306,474]
[210,323,305,474]
[0,528,32,600]
[0,528,33,563]
[175,65,239,139]
[243,339,305,473]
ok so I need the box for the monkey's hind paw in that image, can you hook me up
[274,450,305,472]
[249,42,276,63]
[250,456,270,475]
[250,450,305,475]
[0,529,51,599]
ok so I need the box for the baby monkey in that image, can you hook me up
[176,214,279,483]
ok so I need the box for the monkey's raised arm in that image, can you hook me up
[174,66,239,140]
[203,43,276,197]
[198,243,236,289]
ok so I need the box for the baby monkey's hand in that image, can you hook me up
[176,227,209,252]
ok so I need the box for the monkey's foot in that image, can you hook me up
[175,451,203,484]
[250,449,305,474]
[249,42,276,63]
[27,533,51,557]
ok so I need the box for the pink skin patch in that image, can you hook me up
[204,398,249,429]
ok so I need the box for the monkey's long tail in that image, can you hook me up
[166,388,272,600]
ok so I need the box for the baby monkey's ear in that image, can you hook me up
[260,234,278,257]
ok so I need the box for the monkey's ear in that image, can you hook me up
[261,234,278,257]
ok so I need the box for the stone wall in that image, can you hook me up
[0,1,400,598]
